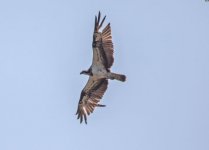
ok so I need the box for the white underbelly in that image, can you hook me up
[91,65,107,77]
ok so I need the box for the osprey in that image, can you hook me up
[76,12,126,124]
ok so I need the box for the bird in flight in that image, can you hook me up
[76,11,126,124]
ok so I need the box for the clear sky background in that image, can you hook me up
[0,0,209,150]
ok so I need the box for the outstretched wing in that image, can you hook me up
[92,11,114,69]
[76,77,108,124]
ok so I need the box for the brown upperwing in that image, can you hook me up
[76,76,108,124]
[92,11,114,69]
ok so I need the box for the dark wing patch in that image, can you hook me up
[76,77,108,124]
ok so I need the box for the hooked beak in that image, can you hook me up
[80,71,84,75]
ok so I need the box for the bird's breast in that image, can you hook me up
[91,65,107,76]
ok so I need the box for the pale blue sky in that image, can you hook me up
[1,0,209,150]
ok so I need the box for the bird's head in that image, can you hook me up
[80,70,90,75]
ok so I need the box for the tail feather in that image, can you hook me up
[109,73,126,82]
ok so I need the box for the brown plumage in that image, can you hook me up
[77,11,126,124]
[76,78,108,124]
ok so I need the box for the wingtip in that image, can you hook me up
[79,118,87,125]
[98,11,101,22]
